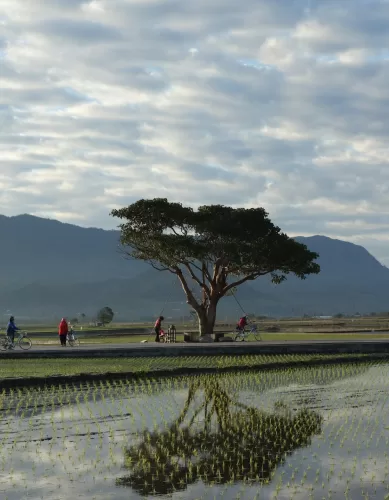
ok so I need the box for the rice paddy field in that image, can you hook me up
[2,359,389,499]
[0,353,377,380]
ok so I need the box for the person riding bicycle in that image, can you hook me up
[6,316,19,349]
[236,315,248,332]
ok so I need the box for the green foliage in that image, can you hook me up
[97,306,114,325]
[111,198,320,287]
[70,317,79,324]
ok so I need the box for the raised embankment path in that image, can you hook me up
[1,339,389,358]
[25,328,389,337]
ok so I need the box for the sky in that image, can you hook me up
[1,0,389,264]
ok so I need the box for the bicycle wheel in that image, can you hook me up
[253,330,262,341]
[233,331,244,342]
[0,338,8,351]
[19,336,32,350]
[68,338,80,347]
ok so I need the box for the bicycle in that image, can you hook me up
[0,331,32,350]
[66,330,80,347]
[233,324,262,342]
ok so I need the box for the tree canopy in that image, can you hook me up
[111,198,320,337]
[97,306,114,325]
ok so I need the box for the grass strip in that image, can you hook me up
[28,332,389,344]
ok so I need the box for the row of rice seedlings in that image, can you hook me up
[0,352,379,381]
[0,360,388,498]
[0,382,132,496]
[115,362,389,498]
[0,357,380,413]
[116,376,324,496]
[271,363,389,498]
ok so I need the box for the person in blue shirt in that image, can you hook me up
[6,316,19,349]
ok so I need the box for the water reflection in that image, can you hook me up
[117,379,322,496]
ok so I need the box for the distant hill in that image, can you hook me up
[0,214,388,321]
[0,214,147,289]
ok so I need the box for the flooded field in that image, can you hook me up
[1,361,389,499]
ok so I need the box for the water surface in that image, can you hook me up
[1,361,389,499]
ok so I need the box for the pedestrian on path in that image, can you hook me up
[58,318,68,346]
[154,316,164,342]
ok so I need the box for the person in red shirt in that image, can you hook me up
[237,315,248,332]
[154,316,164,342]
[58,318,68,347]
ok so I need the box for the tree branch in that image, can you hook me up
[186,260,212,283]
[117,244,135,261]
[183,263,210,297]
[212,258,223,287]
[203,262,213,283]
[170,226,181,237]
[168,222,189,237]
[187,260,203,273]
[175,267,201,309]
[149,260,174,272]
[222,271,270,295]
[118,239,177,272]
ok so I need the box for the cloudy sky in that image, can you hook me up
[1,0,389,263]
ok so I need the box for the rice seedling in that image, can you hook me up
[0,352,384,381]
[0,359,388,498]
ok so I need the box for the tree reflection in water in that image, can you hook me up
[116,379,322,496]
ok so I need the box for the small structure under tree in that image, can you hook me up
[111,198,320,340]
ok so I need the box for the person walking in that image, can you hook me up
[6,316,19,349]
[58,318,68,347]
[154,316,164,342]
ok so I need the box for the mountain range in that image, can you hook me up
[0,214,388,321]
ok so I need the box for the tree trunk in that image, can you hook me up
[177,269,218,342]
[197,309,208,337]
[197,299,218,341]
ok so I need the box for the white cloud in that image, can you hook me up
[0,0,389,264]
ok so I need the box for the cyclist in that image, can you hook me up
[154,316,164,342]
[236,315,248,333]
[6,316,19,349]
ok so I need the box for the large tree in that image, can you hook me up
[111,198,320,338]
